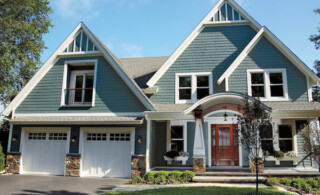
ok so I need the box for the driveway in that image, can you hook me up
[0,174,128,195]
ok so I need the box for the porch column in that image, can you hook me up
[193,119,206,173]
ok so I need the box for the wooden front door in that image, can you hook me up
[211,124,239,166]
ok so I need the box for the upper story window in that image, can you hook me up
[175,72,213,104]
[61,60,97,107]
[247,69,289,101]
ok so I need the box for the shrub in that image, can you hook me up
[168,170,182,181]
[306,178,319,188]
[129,175,142,184]
[292,178,306,189]
[279,178,292,186]
[154,171,168,183]
[316,189,320,195]
[267,177,279,185]
[181,170,195,182]
[302,182,312,193]
[0,143,4,171]
[144,171,156,183]
[154,176,162,184]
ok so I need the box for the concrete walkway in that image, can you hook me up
[110,183,268,192]
[0,174,128,195]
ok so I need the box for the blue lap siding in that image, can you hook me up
[149,25,257,104]
[229,37,309,102]
[15,56,147,113]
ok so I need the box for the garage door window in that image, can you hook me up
[110,133,130,141]
[28,133,46,140]
[49,133,67,140]
[87,133,107,141]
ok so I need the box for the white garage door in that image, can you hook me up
[82,133,131,178]
[22,132,67,175]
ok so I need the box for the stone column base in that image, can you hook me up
[6,153,21,174]
[65,154,81,177]
[131,155,146,178]
[193,157,206,173]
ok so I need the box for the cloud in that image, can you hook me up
[53,0,151,20]
[120,43,143,57]
[53,0,99,20]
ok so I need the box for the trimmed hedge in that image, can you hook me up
[0,143,4,171]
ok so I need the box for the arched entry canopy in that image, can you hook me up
[184,92,271,121]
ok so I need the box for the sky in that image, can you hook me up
[1,0,320,114]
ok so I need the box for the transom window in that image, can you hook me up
[176,72,212,104]
[247,69,288,101]
[278,125,293,153]
[49,133,67,140]
[28,133,46,140]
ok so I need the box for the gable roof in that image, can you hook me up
[2,22,155,116]
[118,56,168,88]
[218,26,319,85]
[146,0,262,87]
[146,0,319,87]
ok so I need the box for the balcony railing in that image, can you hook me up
[64,88,93,106]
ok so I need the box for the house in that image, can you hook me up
[4,0,320,178]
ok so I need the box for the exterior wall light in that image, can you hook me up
[137,136,142,144]
[12,135,18,142]
[71,136,77,143]
[223,106,228,121]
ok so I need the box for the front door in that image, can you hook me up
[211,124,239,166]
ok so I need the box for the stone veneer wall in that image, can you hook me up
[131,155,146,178]
[6,153,21,174]
[65,154,81,177]
[193,157,206,173]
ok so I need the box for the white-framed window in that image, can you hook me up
[87,133,107,141]
[278,124,293,153]
[247,69,289,101]
[167,120,187,152]
[175,72,213,104]
[28,133,46,140]
[61,60,98,107]
[69,70,94,105]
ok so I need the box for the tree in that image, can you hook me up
[310,8,320,101]
[301,120,320,172]
[0,0,53,106]
[237,96,273,194]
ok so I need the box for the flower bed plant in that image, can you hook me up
[129,170,195,185]
[267,177,319,194]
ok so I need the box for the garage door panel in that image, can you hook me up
[82,133,131,178]
[23,132,67,175]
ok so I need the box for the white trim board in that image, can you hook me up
[146,0,262,87]
[2,22,155,116]
[14,112,145,117]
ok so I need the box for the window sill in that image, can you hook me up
[60,104,93,108]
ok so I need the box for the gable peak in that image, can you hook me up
[62,29,99,53]
[210,1,246,22]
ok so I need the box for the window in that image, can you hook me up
[170,126,184,152]
[87,133,107,141]
[278,125,293,153]
[176,72,212,103]
[61,60,97,107]
[260,124,274,155]
[247,69,288,101]
[28,133,46,140]
[110,133,130,141]
[49,133,67,140]
[179,76,192,100]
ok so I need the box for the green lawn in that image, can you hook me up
[105,186,294,195]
